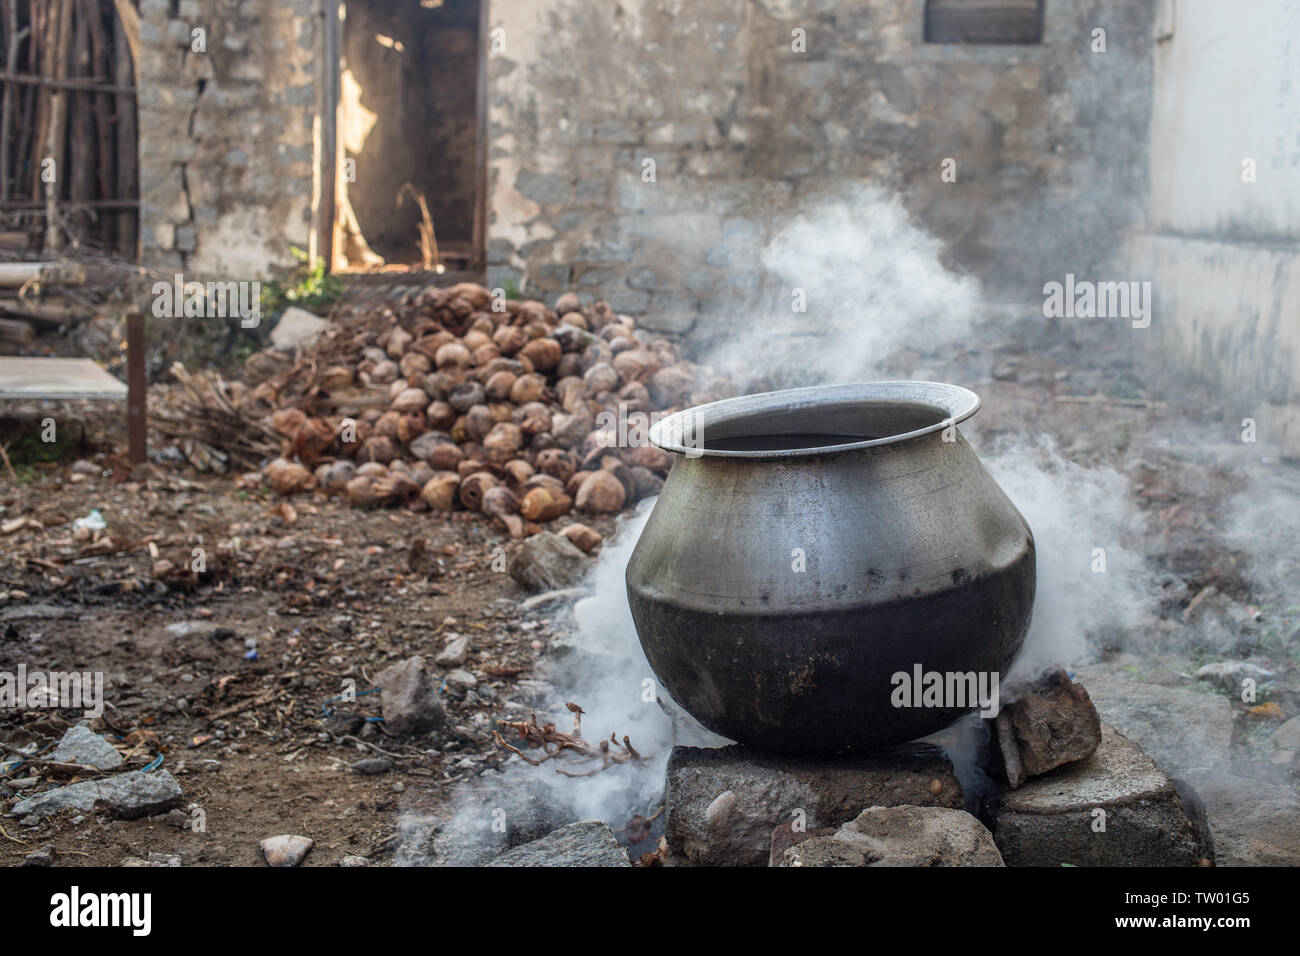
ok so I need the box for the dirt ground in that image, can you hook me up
[2,318,1297,866]
[0,452,623,866]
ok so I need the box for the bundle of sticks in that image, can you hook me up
[494,702,645,778]
[0,0,139,257]
[151,361,281,470]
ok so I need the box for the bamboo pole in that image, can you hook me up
[84,0,113,248]
[0,259,85,285]
[112,0,134,258]
[67,0,92,243]
[42,0,70,254]
[28,0,48,205]
[0,0,31,202]
[0,70,132,91]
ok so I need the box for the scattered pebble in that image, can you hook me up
[260,834,314,867]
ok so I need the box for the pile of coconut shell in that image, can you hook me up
[241,282,734,539]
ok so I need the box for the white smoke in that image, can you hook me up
[984,436,1157,683]
[410,184,1268,865]
[406,501,720,866]
[704,185,982,388]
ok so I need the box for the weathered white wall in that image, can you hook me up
[1148,0,1300,239]
[1137,0,1300,457]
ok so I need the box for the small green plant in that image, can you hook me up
[262,247,344,316]
[502,277,522,300]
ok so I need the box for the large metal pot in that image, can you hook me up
[625,382,1035,754]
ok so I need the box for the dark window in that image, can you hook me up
[924,0,1044,44]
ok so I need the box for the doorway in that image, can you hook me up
[330,0,485,275]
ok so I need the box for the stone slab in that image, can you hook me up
[990,724,1202,866]
[666,743,962,867]
[486,820,631,867]
[0,357,126,401]
[780,806,1005,867]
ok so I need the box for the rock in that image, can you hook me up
[418,792,571,867]
[666,743,963,867]
[1272,715,1300,752]
[21,844,54,866]
[120,853,181,867]
[991,357,1020,381]
[444,668,477,691]
[507,532,588,592]
[989,724,1202,866]
[781,806,1004,867]
[1187,776,1300,867]
[518,587,587,611]
[1192,661,1274,697]
[1075,664,1300,866]
[992,669,1100,787]
[161,808,190,829]
[349,757,393,775]
[338,854,370,867]
[324,711,365,737]
[1171,778,1215,864]
[1183,587,1260,653]
[486,821,631,867]
[768,821,835,867]
[435,636,471,667]
[48,722,124,770]
[269,306,329,350]
[11,770,182,821]
[374,655,445,737]
[1073,664,1234,777]
[260,834,313,867]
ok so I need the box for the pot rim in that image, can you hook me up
[649,381,981,458]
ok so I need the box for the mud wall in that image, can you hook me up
[485,0,1156,336]
[135,0,319,278]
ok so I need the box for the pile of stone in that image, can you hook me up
[649,669,1210,868]
[238,284,733,538]
[424,668,1219,868]
[5,723,184,831]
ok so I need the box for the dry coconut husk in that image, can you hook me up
[519,486,573,522]
[190,281,734,541]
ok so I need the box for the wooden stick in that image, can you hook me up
[205,690,290,722]
[0,0,30,202]
[0,439,17,481]
[67,0,91,244]
[1054,395,1165,408]
[0,259,85,285]
[0,69,131,91]
[28,0,49,205]
[42,0,70,254]
[0,295,87,324]
[126,309,145,463]
[112,0,134,258]
[84,0,112,248]
[0,313,34,346]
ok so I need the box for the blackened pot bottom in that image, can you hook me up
[629,549,1034,755]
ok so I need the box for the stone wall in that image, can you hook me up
[485,0,1156,337]
[135,0,319,278]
